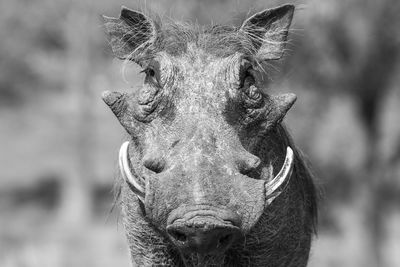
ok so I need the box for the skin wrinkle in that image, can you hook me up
[103,4,317,267]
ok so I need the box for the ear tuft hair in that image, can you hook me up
[240,4,295,60]
[102,7,157,61]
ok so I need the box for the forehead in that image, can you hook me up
[157,23,253,58]
[171,45,241,73]
[155,45,243,117]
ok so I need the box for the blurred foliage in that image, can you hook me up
[0,0,399,266]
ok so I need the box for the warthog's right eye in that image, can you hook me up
[141,67,158,86]
[136,62,164,118]
[144,68,155,78]
[141,60,161,87]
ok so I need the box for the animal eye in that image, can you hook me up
[141,67,158,85]
[145,68,155,77]
[140,61,161,87]
[239,60,255,88]
[238,60,263,109]
[242,84,264,111]
[245,85,263,102]
[240,69,255,88]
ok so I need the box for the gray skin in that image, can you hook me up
[102,4,317,267]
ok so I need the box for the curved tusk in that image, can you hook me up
[119,141,145,202]
[265,146,294,205]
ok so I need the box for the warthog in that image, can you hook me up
[102,4,317,266]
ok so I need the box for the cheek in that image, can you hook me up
[137,84,159,105]
[141,124,180,167]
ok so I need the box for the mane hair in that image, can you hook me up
[277,125,319,234]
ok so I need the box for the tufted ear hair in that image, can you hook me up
[240,4,294,60]
[102,6,157,61]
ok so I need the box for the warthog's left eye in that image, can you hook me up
[239,60,255,89]
[244,85,262,102]
[239,60,263,104]
[239,63,264,109]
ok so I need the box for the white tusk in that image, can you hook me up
[119,141,145,202]
[265,146,294,205]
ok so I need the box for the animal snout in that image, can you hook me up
[167,222,240,255]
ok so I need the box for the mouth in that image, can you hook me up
[184,253,226,266]
[118,141,294,206]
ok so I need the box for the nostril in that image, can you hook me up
[143,158,165,174]
[167,223,240,254]
[168,229,187,243]
[217,233,233,248]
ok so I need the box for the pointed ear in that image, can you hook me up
[240,4,295,60]
[102,7,157,61]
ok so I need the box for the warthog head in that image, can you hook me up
[103,4,317,266]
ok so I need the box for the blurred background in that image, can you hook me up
[0,0,399,266]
